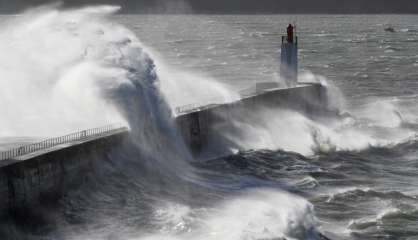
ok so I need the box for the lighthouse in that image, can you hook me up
[280,24,298,86]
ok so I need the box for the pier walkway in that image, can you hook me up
[0,124,129,163]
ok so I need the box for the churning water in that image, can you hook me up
[1,6,418,240]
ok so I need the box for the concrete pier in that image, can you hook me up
[176,83,334,156]
[0,125,129,217]
[0,84,333,216]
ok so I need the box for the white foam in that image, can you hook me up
[146,49,240,114]
[132,189,319,240]
[0,6,130,137]
[218,75,418,156]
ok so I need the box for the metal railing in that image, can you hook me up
[175,97,227,115]
[175,102,205,115]
[0,123,128,161]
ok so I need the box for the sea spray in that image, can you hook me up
[214,75,417,155]
[145,49,240,115]
[134,189,319,240]
[0,5,193,165]
[0,6,127,137]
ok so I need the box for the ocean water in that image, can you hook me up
[1,9,418,240]
[123,15,418,238]
[123,15,418,103]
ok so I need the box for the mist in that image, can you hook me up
[0,6,131,137]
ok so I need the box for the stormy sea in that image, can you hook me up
[1,6,418,240]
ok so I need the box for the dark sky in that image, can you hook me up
[1,0,417,14]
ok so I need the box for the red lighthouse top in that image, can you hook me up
[287,24,294,43]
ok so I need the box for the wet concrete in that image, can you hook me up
[0,129,128,218]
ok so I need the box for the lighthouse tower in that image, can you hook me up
[280,24,298,86]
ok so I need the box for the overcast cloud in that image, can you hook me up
[0,0,416,14]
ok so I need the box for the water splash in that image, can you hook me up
[134,189,320,240]
[0,5,128,137]
[216,74,418,156]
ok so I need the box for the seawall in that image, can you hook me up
[176,83,335,155]
[0,127,128,218]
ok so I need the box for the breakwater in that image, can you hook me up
[176,83,333,155]
[0,125,129,217]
